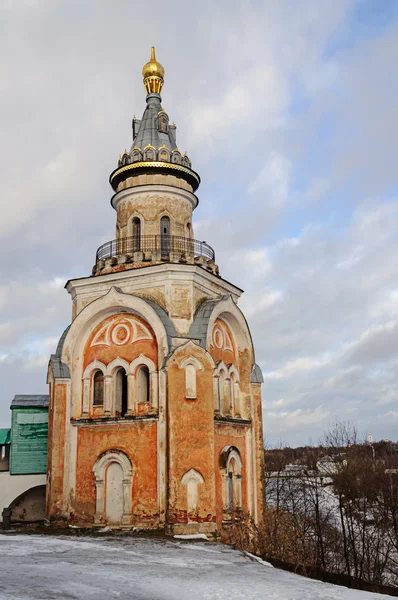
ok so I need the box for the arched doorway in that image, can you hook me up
[106,462,124,523]
[93,450,133,526]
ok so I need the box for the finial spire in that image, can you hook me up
[142,46,165,96]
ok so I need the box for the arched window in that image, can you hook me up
[132,217,141,252]
[115,368,128,416]
[136,365,150,403]
[144,147,155,161]
[218,370,230,414]
[160,216,170,258]
[220,447,242,516]
[158,114,169,133]
[159,148,170,162]
[93,371,104,406]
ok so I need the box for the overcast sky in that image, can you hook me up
[1,0,397,446]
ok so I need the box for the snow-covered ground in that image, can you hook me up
[0,534,388,599]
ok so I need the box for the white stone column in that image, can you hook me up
[82,378,90,416]
[104,375,112,416]
[94,480,104,523]
[157,368,167,524]
[122,478,132,524]
[127,374,135,415]
[234,381,241,417]
[150,371,159,412]
[213,375,220,414]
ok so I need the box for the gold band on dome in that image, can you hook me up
[110,161,200,185]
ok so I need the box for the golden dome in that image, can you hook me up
[142,47,165,95]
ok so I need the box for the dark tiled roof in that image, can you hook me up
[11,395,49,408]
[187,298,221,348]
[50,355,71,378]
[145,299,177,348]
[56,325,71,357]
[133,95,177,153]
[251,364,264,384]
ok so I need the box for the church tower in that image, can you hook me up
[46,49,265,537]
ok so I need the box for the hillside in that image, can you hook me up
[0,534,390,599]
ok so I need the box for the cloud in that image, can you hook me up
[0,0,398,447]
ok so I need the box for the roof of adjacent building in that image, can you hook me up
[0,428,10,445]
[11,395,49,408]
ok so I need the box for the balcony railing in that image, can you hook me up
[95,234,215,263]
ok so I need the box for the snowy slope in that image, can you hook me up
[0,534,389,600]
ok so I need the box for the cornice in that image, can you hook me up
[110,183,198,211]
[109,161,200,192]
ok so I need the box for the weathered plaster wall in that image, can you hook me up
[46,382,67,521]
[166,343,217,532]
[73,422,158,525]
[0,473,46,522]
[10,485,46,522]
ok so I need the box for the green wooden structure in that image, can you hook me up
[9,395,49,475]
[0,428,10,445]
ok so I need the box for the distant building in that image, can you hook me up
[0,396,48,523]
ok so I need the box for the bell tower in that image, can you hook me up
[94,47,217,281]
[46,49,265,539]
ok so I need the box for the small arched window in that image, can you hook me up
[158,115,169,133]
[93,371,104,406]
[115,368,128,416]
[185,364,196,399]
[160,216,171,258]
[172,150,182,165]
[136,365,150,403]
[145,147,155,161]
[159,149,169,162]
[132,217,141,252]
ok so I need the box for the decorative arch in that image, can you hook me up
[143,144,156,161]
[181,468,204,515]
[172,149,182,164]
[93,450,133,525]
[61,287,170,419]
[106,357,131,377]
[129,354,157,412]
[131,147,142,162]
[83,360,107,381]
[205,296,254,366]
[158,145,170,161]
[82,360,107,415]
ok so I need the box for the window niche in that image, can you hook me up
[181,468,204,518]
[180,357,203,401]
